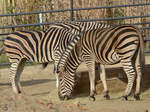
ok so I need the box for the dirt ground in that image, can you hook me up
[0,63,150,112]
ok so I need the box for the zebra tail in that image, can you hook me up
[0,46,4,55]
[56,33,82,72]
[138,29,145,66]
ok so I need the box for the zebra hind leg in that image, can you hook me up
[121,60,136,101]
[9,58,26,101]
[134,50,144,100]
[88,66,96,101]
[99,64,110,100]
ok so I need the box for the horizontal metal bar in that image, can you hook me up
[0,39,5,41]
[144,51,150,53]
[0,62,10,66]
[145,38,150,41]
[140,27,150,30]
[73,3,150,11]
[75,14,150,22]
[132,22,150,26]
[0,21,150,34]
[0,33,10,36]
[0,9,71,17]
[0,3,150,17]
[0,61,32,66]
[1,14,150,29]
[0,22,55,29]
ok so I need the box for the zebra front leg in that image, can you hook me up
[121,60,136,101]
[88,68,96,101]
[10,59,26,101]
[54,61,59,88]
[56,74,59,88]
[84,57,96,101]
[100,64,110,100]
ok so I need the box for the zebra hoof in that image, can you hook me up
[134,94,140,101]
[104,94,110,100]
[89,96,95,101]
[121,96,128,101]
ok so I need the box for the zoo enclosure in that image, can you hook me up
[0,0,150,66]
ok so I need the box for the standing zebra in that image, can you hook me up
[56,25,145,101]
[0,21,112,100]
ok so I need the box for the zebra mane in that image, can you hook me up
[56,33,82,73]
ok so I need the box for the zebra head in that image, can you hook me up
[56,66,75,100]
[55,34,81,100]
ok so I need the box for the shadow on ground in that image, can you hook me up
[74,64,150,96]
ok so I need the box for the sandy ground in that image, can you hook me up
[0,63,150,112]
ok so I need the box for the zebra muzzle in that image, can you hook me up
[59,95,70,101]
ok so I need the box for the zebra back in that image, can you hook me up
[75,21,113,31]
[46,21,113,35]
[46,22,81,35]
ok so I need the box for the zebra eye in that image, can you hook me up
[56,70,60,73]
[59,78,63,82]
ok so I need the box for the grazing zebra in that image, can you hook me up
[0,21,112,100]
[56,25,145,101]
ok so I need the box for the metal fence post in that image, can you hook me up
[70,0,74,21]
[39,13,43,29]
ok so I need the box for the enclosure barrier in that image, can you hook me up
[0,0,150,66]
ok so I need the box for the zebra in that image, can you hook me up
[0,21,113,100]
[56,25,145,101]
